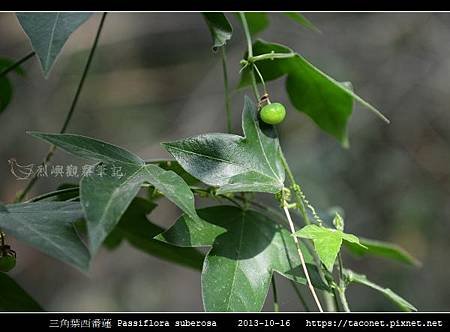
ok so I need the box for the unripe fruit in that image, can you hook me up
[0,255,16,272]
[260,102,286,125]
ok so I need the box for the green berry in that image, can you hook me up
[0,255,16,272]
[260,102,286,125]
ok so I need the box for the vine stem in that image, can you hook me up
[338,286,350,312]
[271,275,280,312]
[15,13,108,202]
[279,151,312,226]
[337,253,351,312]
[253,64,267,95]
[240,11,324,312]
[221,47,232,133]
[239,13,253,59]
[0,52,35,77]
[283,205,323,312]
[280,149,340,311]
[239,12,260,101]
[248,52,296,62]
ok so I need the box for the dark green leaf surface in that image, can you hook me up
[163,96,285,194]
[16,12,92,76]
[156,206,327,312]
[0,273,43,311]
[294,224,365,271]
[344,237,421,266]
[242,13,269,35]
[106,198,204,270]
[0,202,90,271]
[240,40,387,146]
[29,132,200,254]
[344,269,417,312]
[202,13,232,51]
[29,132,144,165]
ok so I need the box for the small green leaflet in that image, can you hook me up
[239,40,389,146]
[202,13,232,51]
[344,269,417,312]
[163,96,285,194]
[0,202,90,271]
[28,132,201,255]
[0,58,25,114]
[16,12,92,76]
[155,206,327,312]
[0,273,43,311]
[294,224,366,271]
[104,198,204,271]
[344,237,421,266]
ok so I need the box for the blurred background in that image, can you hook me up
[0,12,449,311]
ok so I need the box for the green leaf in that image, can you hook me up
[239,40,389,146]
[202,13,232,51]
[284,13,320,32]
[28,132,144,165]
[163,96,285,194]
[0,58,24,114]
[294,224,365,271]
[16,12,92,76]
[106,198,204,270]
[156,206,327,312]
[0,202,90,271]
[241,13,269,35]
[344,237,421,266]
[344,269,417,312]
[0,273,43,311]
[28,132,201,254]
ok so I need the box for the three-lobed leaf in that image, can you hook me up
[0,201,90,271]
[202,13,232,51]
[16,12,92,76]
[163,96,285,194]
[240,40,388,146]
[29,131,201,254]
[294,224,365,271]
[0,273,43,311]
[344,269,417,312]
[156,206,327,312]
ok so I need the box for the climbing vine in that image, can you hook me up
[0,12,419,312]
